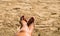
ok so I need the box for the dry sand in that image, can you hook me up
[0,0,60,36]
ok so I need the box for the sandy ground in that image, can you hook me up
[0,0,60,36]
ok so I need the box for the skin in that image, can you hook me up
[16,16,34,36]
